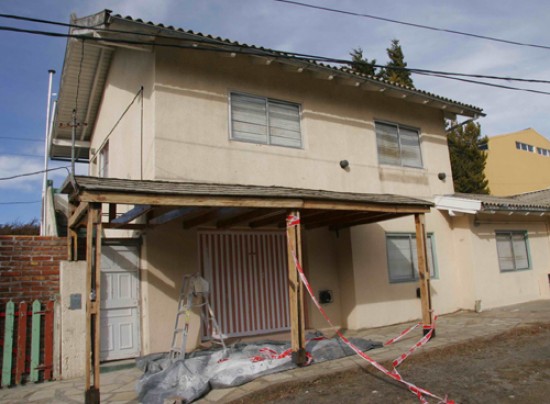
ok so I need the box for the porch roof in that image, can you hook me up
[63,176,432,231]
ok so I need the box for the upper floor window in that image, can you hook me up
[230,92,302,148]
[536,147,550,157]
[496,231,530,272]
[516,141,534,153]
[386,233,437,283]
[375,122,422,168]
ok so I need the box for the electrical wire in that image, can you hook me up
[0,200,41,205]
[0,136,42,142]
[0,166,70,181]
[0,18,549,96]
[1,15,550,85]
[0,153,44,158]
[272,0,550,51]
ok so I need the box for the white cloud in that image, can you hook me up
[0,156,44,191]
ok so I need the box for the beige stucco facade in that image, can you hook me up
[447,213,550,311]
[73,41,550,361]
[485,128,550,196]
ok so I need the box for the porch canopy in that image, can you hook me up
[62,175,434,401]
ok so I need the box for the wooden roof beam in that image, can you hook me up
[111,204,152,225]
[68,201,89,229]
[216,208,275,228]
[249,210,288,228]
[148,207,197,225]
[304,211,368,230]
[329,212,410,231]
[182,208,222,229]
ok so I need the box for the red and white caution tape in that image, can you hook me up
[287,215,453,404]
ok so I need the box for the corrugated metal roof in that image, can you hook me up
[453,192,550,212]
[50,9,484,161]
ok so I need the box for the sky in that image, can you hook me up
[1,0,550,224]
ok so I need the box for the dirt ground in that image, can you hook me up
[232,323,550,404]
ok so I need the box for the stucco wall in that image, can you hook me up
[141,222,200,354]
[467,215,550,310]
[90,48,155,180]
[346,210,464,329]
[152,49,454,199]
[485,129,550,195]
[59,260,86,379]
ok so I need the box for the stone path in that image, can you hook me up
[0,300,548,403]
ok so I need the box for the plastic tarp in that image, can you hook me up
[136,333,381,403]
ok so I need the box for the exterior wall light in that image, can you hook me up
[438,172,446,181]
[340,160,350,169]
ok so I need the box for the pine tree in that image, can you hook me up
[447,121,490,194]
[349,47,378,77]
[383,39,414,88]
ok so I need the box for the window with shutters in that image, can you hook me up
[230,92,302,148]
[496,231,530,272]
[375,121,422,168]
[386,233,437,283]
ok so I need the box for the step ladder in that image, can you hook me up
[169,273,226,360]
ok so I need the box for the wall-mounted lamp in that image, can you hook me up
[438,172,446,181]
[340,160,350,169]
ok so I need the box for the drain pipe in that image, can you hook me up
[41,69,56,236]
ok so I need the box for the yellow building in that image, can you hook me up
[486,128,550,195]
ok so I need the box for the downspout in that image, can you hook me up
[41,69,56,236]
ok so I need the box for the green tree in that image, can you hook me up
[447,121,490,194]
[382,39,414,88]
[349,47,378,77]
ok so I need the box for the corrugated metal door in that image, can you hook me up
[199,231,289,338]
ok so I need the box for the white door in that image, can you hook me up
[100,243,141,361]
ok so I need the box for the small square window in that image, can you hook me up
[386,233,437,283]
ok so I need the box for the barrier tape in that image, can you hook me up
[286,215,453,404]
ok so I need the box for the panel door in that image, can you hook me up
[100,244,141,361]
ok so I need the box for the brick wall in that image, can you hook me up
[0,236,67,306]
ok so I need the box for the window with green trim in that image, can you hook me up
[496,231,530,271]
[386,233,437,283]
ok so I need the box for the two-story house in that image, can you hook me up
[49,10,550,388]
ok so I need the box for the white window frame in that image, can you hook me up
[99,142,109,178]
[375,121,423,168]
[496,231,531,272]
[386,233,437,283]
[229,92,302,149]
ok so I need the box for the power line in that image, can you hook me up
[0,166,70,181]
[272,0,550,51]
[0,19,549,96]
[0,200,41,205]
[0,136,42,142]
[0,153,43,158]
[1,14,550,85]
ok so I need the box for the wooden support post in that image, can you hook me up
[85,203,102,404]
[286,210,307,365]
[415,213,433,336]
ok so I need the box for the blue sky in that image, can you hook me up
[1,0,549,224]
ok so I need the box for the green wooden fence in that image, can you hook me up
[0,300,55,387]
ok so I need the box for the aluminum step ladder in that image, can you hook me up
[169,273,226,359]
